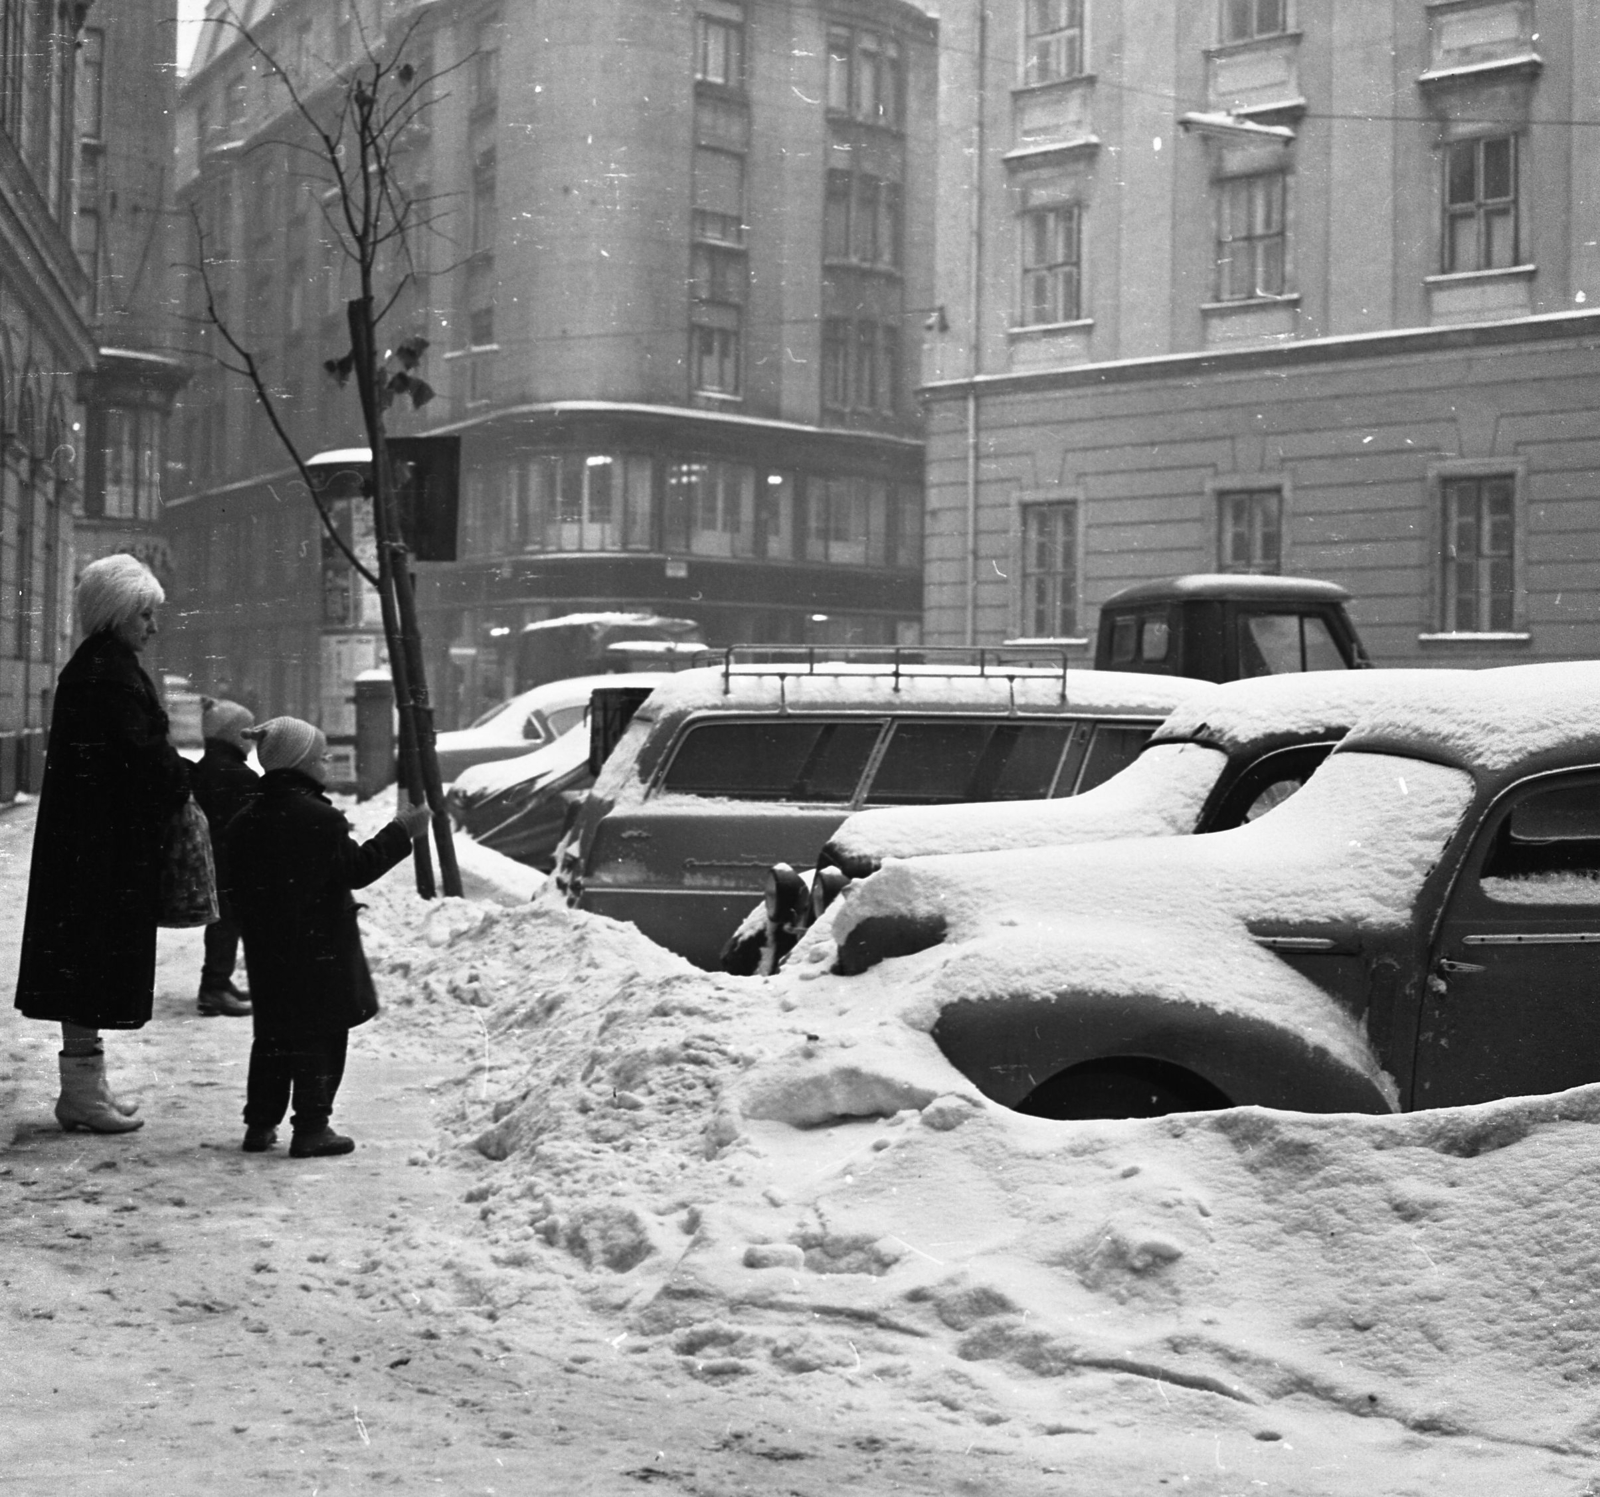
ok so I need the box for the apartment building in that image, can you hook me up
[165,0,937,733]
[0,0,96,794]
[926,0,1600,668]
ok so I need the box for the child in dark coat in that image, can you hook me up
[190,698,260,1017]
[224,716,429,1158]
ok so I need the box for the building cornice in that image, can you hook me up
[919,309,1600,403]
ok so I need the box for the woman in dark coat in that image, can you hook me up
[15,553,194,1133]
[224,716,427,1158]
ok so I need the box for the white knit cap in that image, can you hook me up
[244,716,326,774]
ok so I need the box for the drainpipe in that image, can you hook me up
[964,5,986,647]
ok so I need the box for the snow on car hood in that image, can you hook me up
[452,720,590,800]
[827,741,1228,864]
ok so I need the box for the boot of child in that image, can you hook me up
[55,1053,144,1134]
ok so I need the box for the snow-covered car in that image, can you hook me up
[801,662,1600,1118]
[448,672,679,869]
[553,653,1207,969]
[435,673,645,785]
[725,668,1464,973]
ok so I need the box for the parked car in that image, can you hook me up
[553,652,1207,969]
[435,672,652,785]
[803,661,1600,1119]
[449,672,678,870]
[726,669,1459,973]
[514,613,701,692]
[1092,573,1370,681]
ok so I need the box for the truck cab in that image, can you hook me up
[1093,574,1369,682]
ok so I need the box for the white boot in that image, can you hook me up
[98,1068,140,1117]
[55,1053,144,1134]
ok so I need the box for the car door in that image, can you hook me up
[1416,769,1600,1108]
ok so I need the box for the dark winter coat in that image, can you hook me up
[224,769,412,1040]
[189,738,260,912]
[14,630,193,1028]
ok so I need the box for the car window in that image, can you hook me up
[1075,724,1154,792]
[1240,613,1351,676]
[1200,742,1338,833]
[468,698,517,729]
[1302,615,1346,671]
[544,704,588,738]
[520,712,550,744]
[863,721,1079,806]
[1480,780,1600,905]
[1109,611,1170,666]
[658,719,881,802]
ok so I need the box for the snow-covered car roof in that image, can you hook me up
[1150,667,1470,753]
[1103,572,1353,605]
[1328,660,1600,776]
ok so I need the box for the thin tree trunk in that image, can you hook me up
[347,297,461,897]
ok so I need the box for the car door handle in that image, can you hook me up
[1437,958,1486,974]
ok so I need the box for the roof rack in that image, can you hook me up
[710,643,1075,702]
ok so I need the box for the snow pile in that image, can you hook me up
[333,818,1600,1458]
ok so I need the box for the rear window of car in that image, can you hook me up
[660,719,882,801]
[542,704,589,739]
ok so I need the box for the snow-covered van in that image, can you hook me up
[1092,574,1369,681]
[727,669,1464,974]
[804,661,1600,1118]
[552,653,1205,969]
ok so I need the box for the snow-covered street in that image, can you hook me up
[3,795,1598,1494]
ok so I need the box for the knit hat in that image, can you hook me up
[243,716,326,774]
[201,698,254,743]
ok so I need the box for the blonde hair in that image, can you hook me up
[76,553,164,637]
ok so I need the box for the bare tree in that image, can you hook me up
[186,4,464,897]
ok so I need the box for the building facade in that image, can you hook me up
[926,0,1600,668]
[0,0,96,796]
[71,0,187,612]
[166,0,937,734]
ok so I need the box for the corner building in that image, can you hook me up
[926,0,1600,668]
[167,0,936,730]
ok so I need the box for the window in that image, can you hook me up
[1020,203,1082,325]
[1444,135,1517,273]
[866,720,1082,804]
[695,4,744,87]
[1221,0,1287,43]
[824,169,901,268]
[1216,173,1286,300]
[822,319,849,407]
[1020,501,1078,636]
[1218,488,1282,573]
[1442,474,1515,632]
[74,206,99,314]
[691,322,740,395]
[692,146,744,245]
[470,148,497,253]
[661,719,881,801]
[518,454,654,554]
[1238,614,1346,675]
[225,73,247,132]
[77,27,103,138]
[1482,781,1600,906]
[820,320,897,414]
[826,23,903,129]
[1023,0,1084,86]
[469,11,500,113]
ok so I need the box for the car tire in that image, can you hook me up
[1015,1057,1231,1121]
